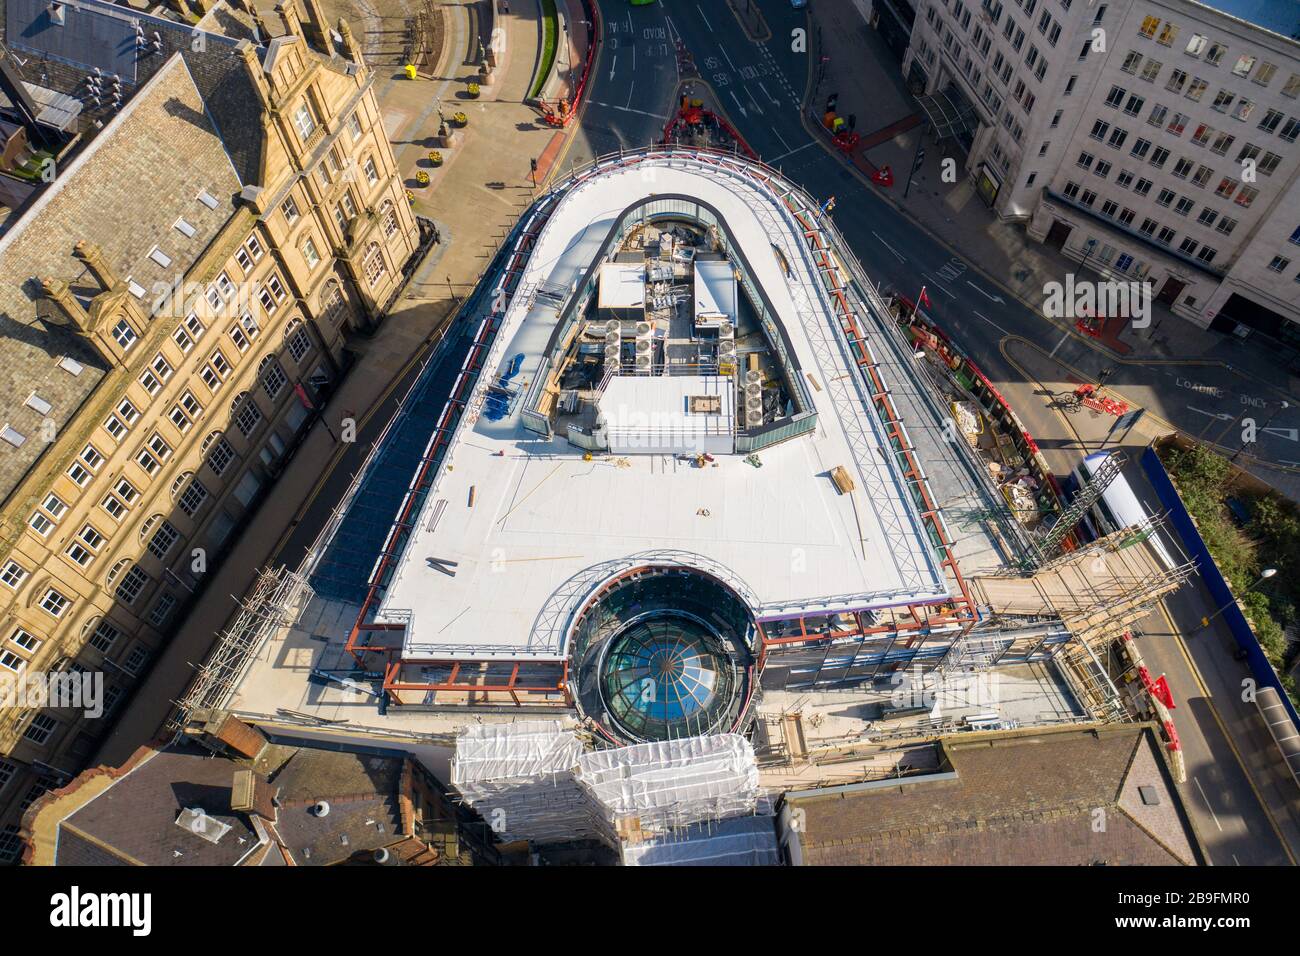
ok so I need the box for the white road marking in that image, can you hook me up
[720,46,737,73]
[972,309,1011,336]
[757,80,780,105]
[769,125,790,151]
[1048,329,1070,357]
[590,101,669,119]
[1261,426,1299,442]
[609,54,617,81]
[871,231,906,263]
[1193,777,1224,832]
[746,87,764,115]
[965,280,1004,304]
[696,3,712,32]
[1188,405,1233,422]
[729,90,748,118]
[921,274,955,298]
[769,141,815,162]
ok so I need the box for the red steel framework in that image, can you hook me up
[339,146,983,709]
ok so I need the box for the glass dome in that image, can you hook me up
[600,614,731,739]
[572,566,754,743]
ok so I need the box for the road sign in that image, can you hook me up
[1106,406,1146,444]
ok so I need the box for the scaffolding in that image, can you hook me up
[969,522,1196,719]
[449,720,598,845]
[1025,451,1125,568]
[576,734,763,845]
[167,567,314,733]
[449,723,765,851]
[620,814,780,866]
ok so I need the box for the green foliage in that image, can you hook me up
[1161,443,1299,709]
[529,0,560,100]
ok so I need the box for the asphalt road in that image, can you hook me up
[575,0,1299,864]
[579,0,1300,481]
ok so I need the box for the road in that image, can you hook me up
[572,0,1300,864]
[570,0,1300,483]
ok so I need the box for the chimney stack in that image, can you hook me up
[39,277,90,327]
[185,710,269,760]
[298,0,331,51]
[277,0,302,39]
[72,240,117,290]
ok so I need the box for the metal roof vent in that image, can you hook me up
[311,800,331,818]
[49,3,65,26]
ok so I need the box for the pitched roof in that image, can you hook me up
[58,743,263,866]
[787,725,1202,866]
[0,52,242,502]
[50,739,412,866]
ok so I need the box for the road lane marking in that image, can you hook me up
[729,90,748,118]
[1193,777,1224,832]
[1048,329,1070,357]
[871,231,906,263]
[696,3,712,31]
[720,45,737,73]
[757,80,780,105]
[589,101,669,119]
[965,280,1005,304]
[769,125,790,152]
[1156,600,1297,865]
[920,274,954,298]
[971,309,1010,336]
[769,141,815,162]
[608,54,617,81]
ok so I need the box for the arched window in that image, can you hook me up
[105,559,129,588]
[138,513,162,543]
[363,242,387,286]
[320,282,346,327]
[169,472,194,500]
[259,355,287,400]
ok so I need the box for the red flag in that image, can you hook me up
[1151,674,1175,709]
[294,382,315,411]
[918,287,932,309]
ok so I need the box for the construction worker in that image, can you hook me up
[832,115,846,134]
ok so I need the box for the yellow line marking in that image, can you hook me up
[1156,600,1298,865]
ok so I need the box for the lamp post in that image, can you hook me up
[1196,567,1276,633]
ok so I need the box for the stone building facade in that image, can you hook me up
[900,0,1300,342]
[0,0,420,859]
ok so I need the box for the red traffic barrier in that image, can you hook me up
[871,165,894,187]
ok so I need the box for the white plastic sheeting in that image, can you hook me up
[621,815,780,866]
[450,721,597,844]
[450,725,766,854]
[576,734,761,839]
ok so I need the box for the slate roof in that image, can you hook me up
[0,51,243,503]
[260,744,406,866]
[787,725,1202,866]
[58,742,263,866]
[52,739,411,866]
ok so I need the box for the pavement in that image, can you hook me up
[992,337,1300,865]
[96,0,587,764]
